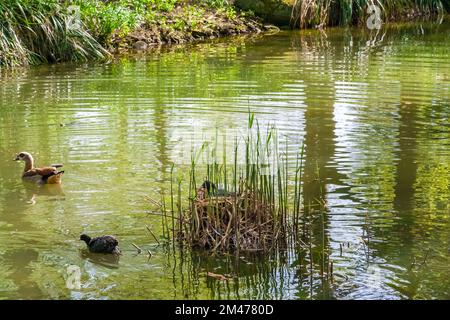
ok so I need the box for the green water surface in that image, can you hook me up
[0,19,449,300]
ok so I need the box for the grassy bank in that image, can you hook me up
[288,0,448,28]
[74,0,264,52]
[1,1,448,68]
[0,0,107,67]
[0,0,264,68]
[235,0,448,27]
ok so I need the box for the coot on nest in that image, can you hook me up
[80,234,121,254]
[201,180,217,194]
[201,180,236,197]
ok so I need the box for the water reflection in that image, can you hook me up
[0,19,449,299]
[21,182,65,205]
[0,249,42,299]
[79,249,120,268]
[167,250,309,299]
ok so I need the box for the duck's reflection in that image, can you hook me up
[22,182,65,204]
[79,249,120,268]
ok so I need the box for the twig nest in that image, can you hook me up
[179,190,278,252]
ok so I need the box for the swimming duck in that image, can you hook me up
[80,234,121,254]
[14,152,64,184]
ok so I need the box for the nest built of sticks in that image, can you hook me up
[180,185,278,251]
[155,113,306,253]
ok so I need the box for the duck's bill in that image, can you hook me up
[13,156,19,161]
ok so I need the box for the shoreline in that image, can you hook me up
[0,1,267,68]
[0,0,448,69]
[107,6,269,53]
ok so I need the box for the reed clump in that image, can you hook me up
[157,113,305,253]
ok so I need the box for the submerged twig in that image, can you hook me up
[132,243,142,254]
[145,225,161,245]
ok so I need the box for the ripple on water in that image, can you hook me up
[0,22,450,299]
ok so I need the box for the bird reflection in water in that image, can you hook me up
[22,182,65,205]
[79,249,120,269]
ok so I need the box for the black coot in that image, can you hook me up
[80,234,121,254]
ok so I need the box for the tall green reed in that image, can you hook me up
[154,112,307,252]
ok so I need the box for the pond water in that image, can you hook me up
[0,19,449,300]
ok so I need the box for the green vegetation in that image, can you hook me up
[73,0,182,44]
[0,0,107,67]
[0,0,260,68]
[1,0,449,68]
[235,0,448,27]
[289,0,447,28]
[99,0,261,51]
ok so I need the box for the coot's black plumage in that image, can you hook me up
[201,180,236,197]
[201,180,217,194]
[80,234,121,254]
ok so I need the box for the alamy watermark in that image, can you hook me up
[367,4,382,30]
[66,265,81,290]
[66,5,81,31]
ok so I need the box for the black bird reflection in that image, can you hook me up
[79,249,120,268]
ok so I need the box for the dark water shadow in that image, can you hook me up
[79,249,120,269]
[165,247,337,300]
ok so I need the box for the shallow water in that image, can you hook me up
[0,19,449,300]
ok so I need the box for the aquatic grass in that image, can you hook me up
[154,113,308,253]
[290,0,447,28]
[0,0,108,68]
